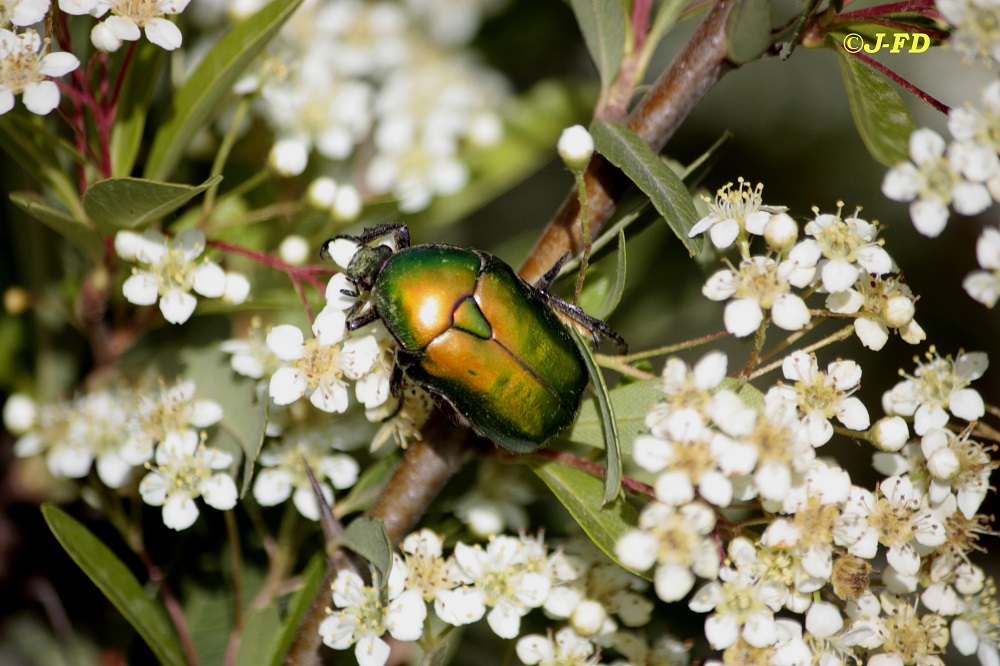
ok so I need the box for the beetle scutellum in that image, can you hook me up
[323,224,626,453]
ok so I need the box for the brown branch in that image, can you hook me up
[517,0,738,285]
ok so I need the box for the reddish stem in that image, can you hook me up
[833,0,937,19]
[847,48,950,114]
[530,448,655,498]
[631,0,652,51]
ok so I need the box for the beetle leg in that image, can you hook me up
[346,303,380,331]
[535,251,572,292]
[547,297,629,354]
[354,223,411,250]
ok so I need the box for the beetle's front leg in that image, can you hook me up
[535,251,572,292]
[346,302,380,331]
[355,223,411,250]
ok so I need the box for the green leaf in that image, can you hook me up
[236,605,281,666]
[41,504,187,666]
[111,43,165,177]
[529,459,644,577]
[721,376,766,412]
[9,192,104,260]
[590,119,701,256]
[833,37,914,166]
[725,0,773,64]
[0,114,84,216]
[680,131,734,189]
[568,0,626,90]
[596,229,627,320]
[83,176,222,233]
[341,517,393,597]
[566,379,661,454]
[144,0,305,180]
[335,454,398,516]
[267,553,326,666]
[569,327,621,503]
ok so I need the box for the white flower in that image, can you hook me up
[766,351,870,447]
[318,568,427,666]
[65,0,191,51]
[2,393,36,434]
[834,476,945,576]
[920,427,994,519]
[138,430,237,530]
[938,0,1000,65]
[454,461,532,537]
[450,536,551,639]
[964,226,1000,307]
[2,0,50,26]
[688,537,786,650]
[615,500,719,603]
[702,256,811,337]
[557,124,594,170]
[118,229,227,325]
[882,348,988,435]
[266,316,380,414]
[253,430,359,520]
[121,379,223,465]
[516,627,596,666]
[0,28,79,115]
[826,274,924,351]
[688,179,791,250]
[882,128,992,237]
[799,208,893,293]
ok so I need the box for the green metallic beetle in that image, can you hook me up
[326,224,626,454]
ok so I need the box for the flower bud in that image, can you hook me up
[557,125,594,170]
[280,235,310,266]
[869,416,909,451]
[570,600,607,636]
[333,184,362,221]
[307,177,338,209]
[884,294,915,328]
[764,212,798,251]
[268,139,308,176]
[3,393,36,435]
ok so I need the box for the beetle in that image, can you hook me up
[325,223,626,454]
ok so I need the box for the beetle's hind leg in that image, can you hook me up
[534,251,572,292]
[547,297,629,354]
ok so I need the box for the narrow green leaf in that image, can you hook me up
[529,459,644,577]
[335,454,398,516]
[725,0,773,64]
[568,0,626,89]
[0,114,84,216]
[84,176,222,233]
[9,192,104,260]
[41,504,187,666]
[144,0,305,180]
[833,38,914,166]
[557,208,643,280]
[565,379,660,454]
[569,327,621,503]
[341,517,393,596]
[236,605,281,666]
[267,553,326,666]
[111,43,164,177]
[597,229,627,320]
[590,119,701,256]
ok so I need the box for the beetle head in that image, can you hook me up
[346,244,394,291]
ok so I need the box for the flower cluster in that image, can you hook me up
[612,343,996,665]
[223,0,508,213]
[116,229,249,325]
[319,531,667,666]
[693,183,923,350]
[882,82,1000,238]
[256,232,433,448]
[7,379,237,530]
